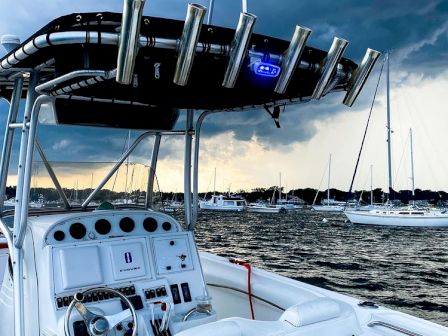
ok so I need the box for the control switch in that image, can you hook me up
[180,283,192,303]
[170,284,182,304]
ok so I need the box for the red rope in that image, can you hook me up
[231,259,255,319]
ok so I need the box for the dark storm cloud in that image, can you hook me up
[0,0,446,158]
[190,0,448,147]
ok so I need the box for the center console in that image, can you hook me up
[33,210,216,336]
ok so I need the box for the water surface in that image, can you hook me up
[186,210,448,326]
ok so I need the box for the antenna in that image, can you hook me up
[207,0,215,25]
[242,0,248,12]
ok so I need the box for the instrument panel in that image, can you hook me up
[45,210,179,245]
[32,210,215,335]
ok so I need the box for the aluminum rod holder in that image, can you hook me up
[173,4,207,86]
[343,48,381,107]
[222,12,257,88]
[116,0,146,85]
[274,25,312,94]
[312,37,348,99]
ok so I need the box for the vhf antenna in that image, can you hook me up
[207,0,249,25]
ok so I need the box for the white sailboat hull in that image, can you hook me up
[345,210,448,227]
[199,202,245,212]
[312,205,344,212]
[247,206,284,213]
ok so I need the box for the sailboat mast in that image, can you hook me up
[370,164,373,205]
[327,154,331,204]
[386,52,393,200]
[279,172,282,201]
[409,128,415,203]
[213,167,216,196]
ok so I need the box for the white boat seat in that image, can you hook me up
[280,298,341,327]
[176,298,345,336]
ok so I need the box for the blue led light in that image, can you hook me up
[253,62,281,77]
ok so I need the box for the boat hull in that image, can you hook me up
[345,210,448,227]
[200,252,448,335]
[312,205,344,212]
[199,203,245,212]
[247,206,284,213]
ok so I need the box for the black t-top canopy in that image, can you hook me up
[0,12,360,130]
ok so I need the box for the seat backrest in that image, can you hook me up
[279,298,341,327]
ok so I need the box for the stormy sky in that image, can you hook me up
[0,0,447,194]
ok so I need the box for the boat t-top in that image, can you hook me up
[0,1,446,335]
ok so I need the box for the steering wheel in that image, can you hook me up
[64,287,138,336]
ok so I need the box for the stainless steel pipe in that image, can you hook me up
[173,4,207,86]
[116,0,146,84]
[343,48,381,107]
[312,37,348,99]
[274,25,312,94]
[222,12,257,88]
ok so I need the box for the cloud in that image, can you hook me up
[51,139,72,151]
[0,0,447,192]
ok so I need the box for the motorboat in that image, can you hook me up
[1,2,445,336]
[247,202,286,213]
[199,194,246,212]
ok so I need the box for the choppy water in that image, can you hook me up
[186,210,448,326]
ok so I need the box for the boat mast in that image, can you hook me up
[213,167,216,196]
[327,154,331,205]
[386,52,393,200]
[279,172,282,202]
[370,164,373,205]
[409,128,415,205]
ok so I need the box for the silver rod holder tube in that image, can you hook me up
[312,37,348,99]
[274,25,312,94]
[35,141,71,209]
[0,77,23,213]
[145,134,161,209]
[343,48,381,107]
[82,131,153,208]
[173,4,207,86]
[116,0,146,85]
[222,12,257,88]
[184,110,194,228]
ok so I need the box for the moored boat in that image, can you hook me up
[199,195,246,212]
[345,207,448,227]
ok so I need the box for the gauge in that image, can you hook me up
[95,219,111,235]
[69,223,86,239]
[143,217,158,232]
[119,217,135,232]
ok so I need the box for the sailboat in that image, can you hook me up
[312,154,344,212]
[248,173,287,213]
[345,54,448,227]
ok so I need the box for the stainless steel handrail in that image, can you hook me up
[368,321,424,336]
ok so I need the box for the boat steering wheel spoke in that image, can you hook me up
[64,287,138,336]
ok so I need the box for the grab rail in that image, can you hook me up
[368,321,424,336]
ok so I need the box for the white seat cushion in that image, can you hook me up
[280,298,341,327]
